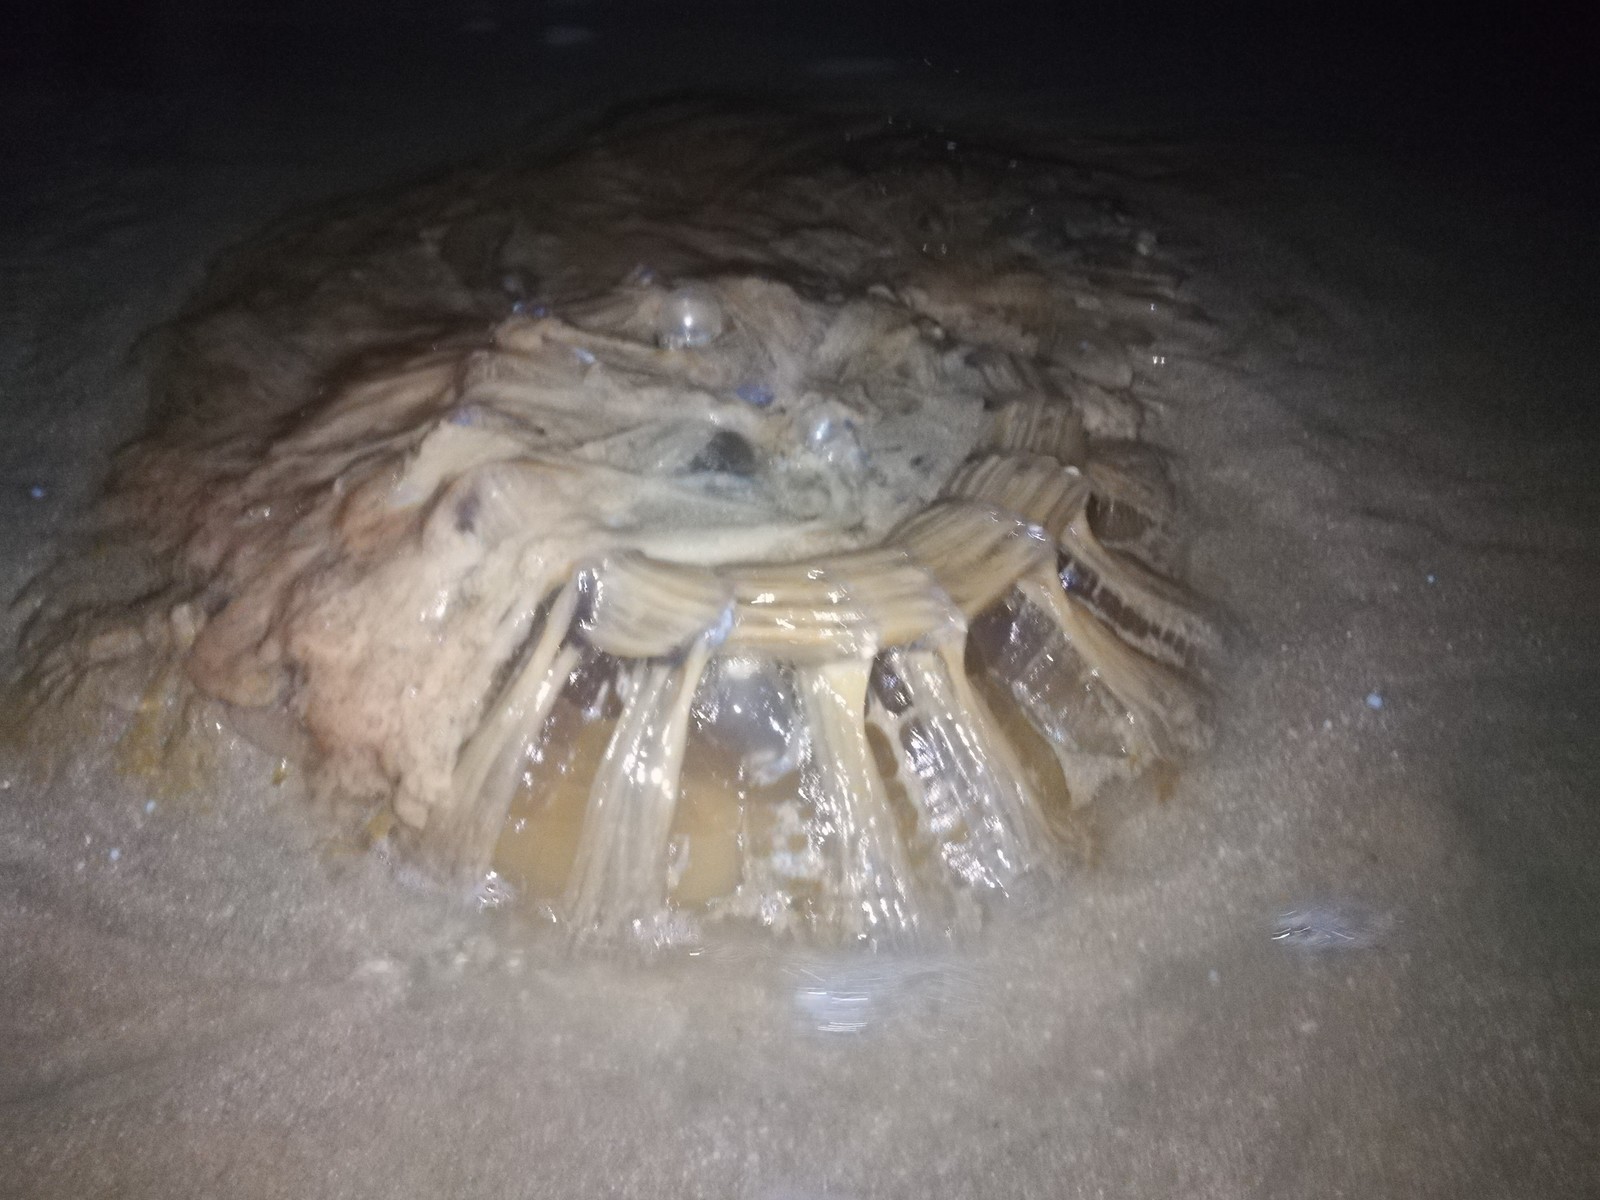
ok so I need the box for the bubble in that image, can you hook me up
[804,411,864,472]
[655,283,725,350]
[694,657,805,785]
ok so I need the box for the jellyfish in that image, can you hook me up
[12,103,1216,948]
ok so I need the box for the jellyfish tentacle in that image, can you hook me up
[945,452,1091,540]
[930,636,1054,864]
[724,552,954,661]
[563,633,714,939]
[1085,456,1172,533]
[880,641,1047,893]
[892,500,1055,620]
[428,578,580,880]
[982,398,1089,467]
[795,657,922,945]
[947,444,1214,671]
[578,552,733,659]
[1056,507,1216,671]
[1083,455,1181,571]
[1017,570,1209,765]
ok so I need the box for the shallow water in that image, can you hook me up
[3,12,1598,1200]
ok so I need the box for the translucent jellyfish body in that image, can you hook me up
[16,104,1217,949]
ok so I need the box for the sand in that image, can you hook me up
[3,9,1596,1199]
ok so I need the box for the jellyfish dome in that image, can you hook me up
[16,104,1215,948]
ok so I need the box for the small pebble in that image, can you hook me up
[28,484,47,500]
[1425,573,1436,585]
[1365,691,1384,710]
[144,800,157,813]
[108,848,121,863]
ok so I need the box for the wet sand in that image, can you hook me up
[3,9,1596,1198]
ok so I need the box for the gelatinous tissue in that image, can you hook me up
[13,104,1220,948]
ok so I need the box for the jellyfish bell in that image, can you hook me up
[13,104,1217,950]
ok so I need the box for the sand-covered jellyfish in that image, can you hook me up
[13,103,1216,948]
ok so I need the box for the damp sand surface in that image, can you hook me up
[3,27,1598,1200]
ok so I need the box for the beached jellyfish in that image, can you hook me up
[13,104,1216,950]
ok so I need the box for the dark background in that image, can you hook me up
[6,3,1594,165]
